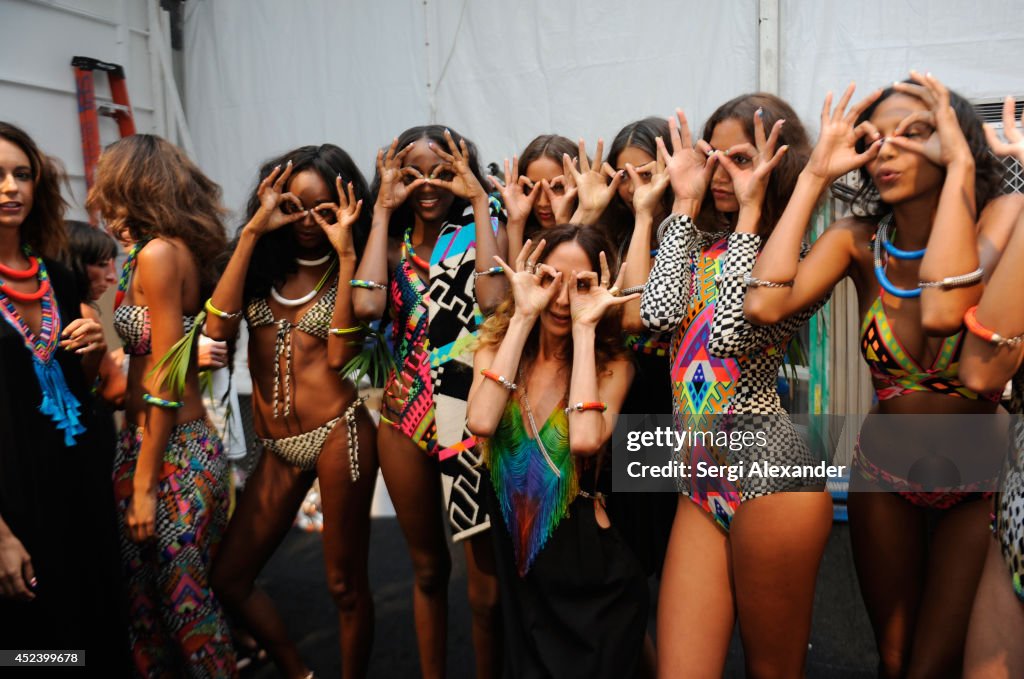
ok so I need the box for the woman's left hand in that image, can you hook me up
[566,138,622,221]
[428,129,488,204]
[888,71,973,168]
[715,109,789,210]
[569,252,639,328]
[627,143,671,218]
[311,177,363,257]
[60,318,106,354]
[127,489,157,543]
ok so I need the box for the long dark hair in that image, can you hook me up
[518,133,578,235]
[0,121,69,259]
[86,134,228,297]
[850,82,1004,218]
[64,220,118,303]
[238,144,372,302]
[477,224,628,370]
[371,125,488,238]
[700,93,811,236]
[603,117,673,248]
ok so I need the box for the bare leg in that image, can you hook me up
[730,490,833,679]
[318,407,378,678]
[210,447,315,679]
[463,532,501,679]
[965,536,1024,679]
[378,423,451,679]
[907,497,990,679]
[848,491,927,679]
[656,497,734,679]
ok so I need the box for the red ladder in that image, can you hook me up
[71,56,136,192]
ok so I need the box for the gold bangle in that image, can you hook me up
[329,325,367,335]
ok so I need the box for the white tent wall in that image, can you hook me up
[183,0,758,220]
[779,1,1024,120]
[0,0,183,220]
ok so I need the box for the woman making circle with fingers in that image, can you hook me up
[352,125,506,679]
[87,133,236,677]
[490,134,578,263]
[205,145,377,679]
[743,74,1023,677]
[467,226,648,679]
[638,94,831,678]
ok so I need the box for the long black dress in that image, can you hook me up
[0,259,126,670]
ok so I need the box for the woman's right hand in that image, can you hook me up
[244,161,310,237]
[566,138,621,221]
[984,95,1024,164]
[489,156,537,225]
[0,531,34,601]
[493,238,562,319]
[127,489,157,543]
[375,138,426,213]
[803,83,884,182]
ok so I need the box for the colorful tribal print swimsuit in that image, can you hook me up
[855,288,998,508]
[383,227,436,454]
[640,215,826,532]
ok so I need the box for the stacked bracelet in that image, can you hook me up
[919,267,983,290]
[963,306,1024,347]
[620,285,645,296]
[564,401,608,414]
[204,298,241,320]
[473,266,504,279]
[350,279,387,291]
[142,393,184,409]
[481,369,517,391]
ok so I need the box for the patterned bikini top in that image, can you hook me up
[486,397,576,576]
[113,305,198,356]
[389,229,429,365]
[244,276,338,418]
[860,290,997,401]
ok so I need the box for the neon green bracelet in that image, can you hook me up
[204,298,241,320]
[142,393,184,409]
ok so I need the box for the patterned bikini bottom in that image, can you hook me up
[259,397,366,480]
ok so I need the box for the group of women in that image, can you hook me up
[2,69,1024,679]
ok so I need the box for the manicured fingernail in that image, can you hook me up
[274,164,281,170]
[756,107,763,116]
[287,159,293,166]
[29,577,37,588]
[337,173,342,179]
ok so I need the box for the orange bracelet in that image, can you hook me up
[564,401,607,414]
[964,305,1024,347]
[481,369,517,391]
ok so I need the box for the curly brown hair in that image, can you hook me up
[86,135,228,295]
[0,122,69,259]
[476,224,629,372]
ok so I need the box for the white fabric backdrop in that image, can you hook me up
[184,0,758,219]
[185,0,1024,222]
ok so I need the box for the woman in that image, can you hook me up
[87,134,236,677]
[466,225,647,678]
[491,133,578,263]
[743,74,1022,676]
[639,95,831,677]
[352,125,506,678]
[64,219,126,407]
[945,96,1024,678]
[0,121,124,667]
[205,144,378,679]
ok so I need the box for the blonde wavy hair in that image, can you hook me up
[476,224,629,373]
[86,134,228,295]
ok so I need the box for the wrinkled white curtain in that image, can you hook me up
[185,1,1024,220]
[184,0,758,218]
